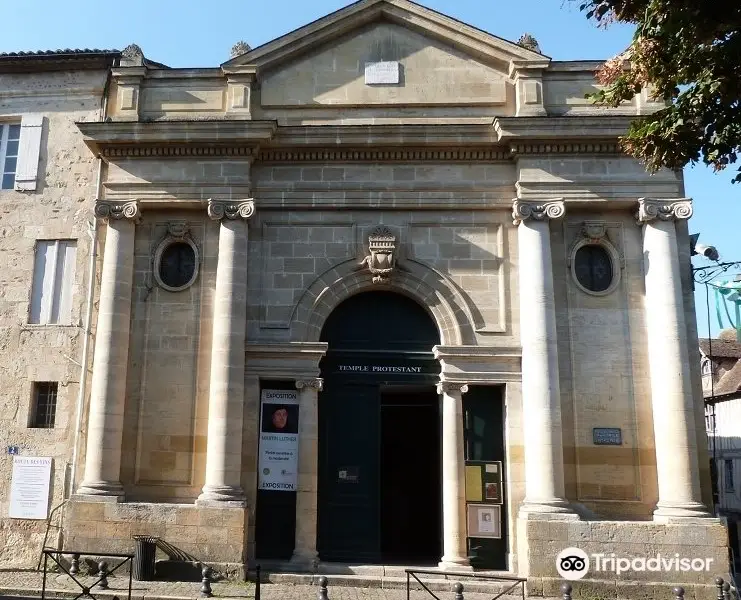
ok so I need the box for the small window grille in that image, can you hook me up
[725,459,735,493]
[31,382,58,428]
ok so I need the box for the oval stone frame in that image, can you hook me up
[153,236,200,292]
[569,238,621,297]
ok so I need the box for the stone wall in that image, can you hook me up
[0,69,106,567]
[66,500,247,571]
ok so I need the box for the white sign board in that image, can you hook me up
[364,61,399,85]
[258,390,299,492]
[9,456,52,519]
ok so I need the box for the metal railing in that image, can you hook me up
[406,569,526,600]
[41,548,134,600]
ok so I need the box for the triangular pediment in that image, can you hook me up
[223,0,549,74]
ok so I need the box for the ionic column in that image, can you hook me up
[637,198,710,519]
[290,378,323,567]
[77,201,140,497]
[512,200,571,514]
[198,199,254,504]
[438,381,471,570]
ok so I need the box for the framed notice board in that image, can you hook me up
[465,461,503,504]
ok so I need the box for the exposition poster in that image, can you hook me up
[258,389,299,492]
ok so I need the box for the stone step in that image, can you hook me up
[260,571,526,595]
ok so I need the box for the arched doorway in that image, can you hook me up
[317,290,442,564]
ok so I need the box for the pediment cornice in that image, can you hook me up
[222,0,549,77]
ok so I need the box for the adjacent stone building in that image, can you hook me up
[0,48,120,566]
[1,0,731,596]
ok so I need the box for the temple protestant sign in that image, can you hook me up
[258,390,299,492]
[338,364,422,373]
[364,61,400,85]
[9,456,52,519]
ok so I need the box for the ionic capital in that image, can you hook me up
[512,199,565,225]
[207,199,255,221]
[436,381,469,396]
[94,200,141,222]
[636,198,693,223]
[296,378,323,392]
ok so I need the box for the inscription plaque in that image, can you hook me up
[365,61,399,85]
[593,427,622,446]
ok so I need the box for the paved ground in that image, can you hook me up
[0,570,521,600]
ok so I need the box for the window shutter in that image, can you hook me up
[14,114,43,191]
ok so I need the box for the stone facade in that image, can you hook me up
[0,1,730,597]
[0,51,119,566]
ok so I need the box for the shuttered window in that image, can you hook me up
[29,240,77,325]
[0,122,21,189]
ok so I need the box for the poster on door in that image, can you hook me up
[258,389,299,492]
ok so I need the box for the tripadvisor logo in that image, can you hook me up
[556,547,715,580]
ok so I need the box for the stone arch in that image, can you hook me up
[290,258,477,346]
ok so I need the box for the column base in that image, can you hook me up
[197,485,246,506]
[288,550,318,572]
[438,557,473,572]
[653,501,712,521]
[518,499,575,517]
[75,480,125,499]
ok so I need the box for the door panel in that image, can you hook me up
[318,382,380,562]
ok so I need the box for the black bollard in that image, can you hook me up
[673,587,685,600]
[255,565,261,600]
[201,566,213,598]
[723,581,732,600]
[98,561,109,590]
[561,583,573,600]
[69,554,79,576]
[717,577,726,600]
[318,576,329,600]
[453,582,464,600]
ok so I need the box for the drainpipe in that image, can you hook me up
[67,62,112,497]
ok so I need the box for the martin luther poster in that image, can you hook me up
[258,390,299,491]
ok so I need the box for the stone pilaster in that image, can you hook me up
[198,199,255,505]
[512,199,572,514]
[437,381,471,570]
[290,378,323,568]
[637,198,710,519]
[77,200,140,498]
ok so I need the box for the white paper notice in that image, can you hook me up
[364,61,400,84]
[9,456,52,519]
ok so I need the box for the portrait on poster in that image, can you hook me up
[466,504,501,538]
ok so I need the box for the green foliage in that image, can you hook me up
[575,0,741,182]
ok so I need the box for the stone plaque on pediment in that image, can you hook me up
[365,61,399,84]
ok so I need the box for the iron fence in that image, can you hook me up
[41,548,134,600]
[405,568,526,600]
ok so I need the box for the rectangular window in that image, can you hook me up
[31,382,58,428]
[30,240,77,325]
[0,122,21,189]
[725,459,735,493]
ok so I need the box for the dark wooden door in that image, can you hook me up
[317,381,380,562]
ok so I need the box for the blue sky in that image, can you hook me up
[4,0,739,337]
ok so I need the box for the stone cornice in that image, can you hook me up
[207,199,255,220]
[94,200,141,222]
[512,199,565,225]
[636,198,693,223]
[77,120,277,157]
[257,147,510,163]
[495,115,635,142]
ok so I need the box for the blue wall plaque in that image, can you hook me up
[592,428,622,445]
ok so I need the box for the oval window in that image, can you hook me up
[574,244,613,293]
[158,241,197,290]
